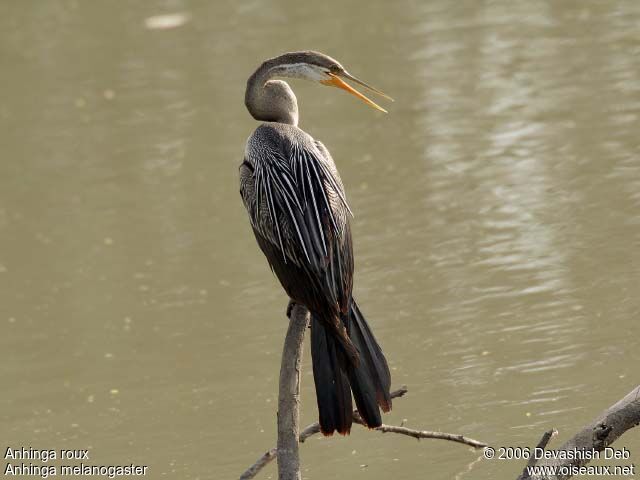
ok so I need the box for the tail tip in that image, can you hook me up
[320,425,352,436]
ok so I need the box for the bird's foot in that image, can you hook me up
[286,299,297,319]
[286,300,311,328]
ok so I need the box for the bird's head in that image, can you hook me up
[269,51,393,113]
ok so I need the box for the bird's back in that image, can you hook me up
[240,122,354,314]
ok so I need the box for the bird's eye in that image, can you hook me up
[329,65,341,74]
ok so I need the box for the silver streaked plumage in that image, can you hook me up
[242,124,351,270]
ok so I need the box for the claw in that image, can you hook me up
[286,299,297,319]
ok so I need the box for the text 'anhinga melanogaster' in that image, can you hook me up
[240,51,392,435]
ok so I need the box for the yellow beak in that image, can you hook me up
[320,72,391,114]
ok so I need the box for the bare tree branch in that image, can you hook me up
[275,304,309,480]
[518,385,640,480]
[240,385,487,479]
[240,449,276,480]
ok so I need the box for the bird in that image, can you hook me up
[240,51,392,435]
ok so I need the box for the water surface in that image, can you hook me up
[1,1,639,479]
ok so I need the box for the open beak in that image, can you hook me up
[320,71,393,113]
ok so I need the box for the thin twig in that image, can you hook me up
[371,424,487,448]
[520,429,557,477]
[240,449,277,480]
[239,385,487,479]
[351,410,486,448]
[534,429,557,451]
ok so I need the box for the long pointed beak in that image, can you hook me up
[320,72,392,113]
[340,71,394,102]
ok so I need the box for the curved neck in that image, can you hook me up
[245,56,299,126]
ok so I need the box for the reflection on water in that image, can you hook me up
[1,1,639,479]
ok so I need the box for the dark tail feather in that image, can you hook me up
[310,314,353,435]
[310,301,391,435]
[345,300,392,427]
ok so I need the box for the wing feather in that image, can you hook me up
[241,124,354,312]
[249,140,350,268]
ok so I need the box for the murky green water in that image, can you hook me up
[1,1,639,479]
